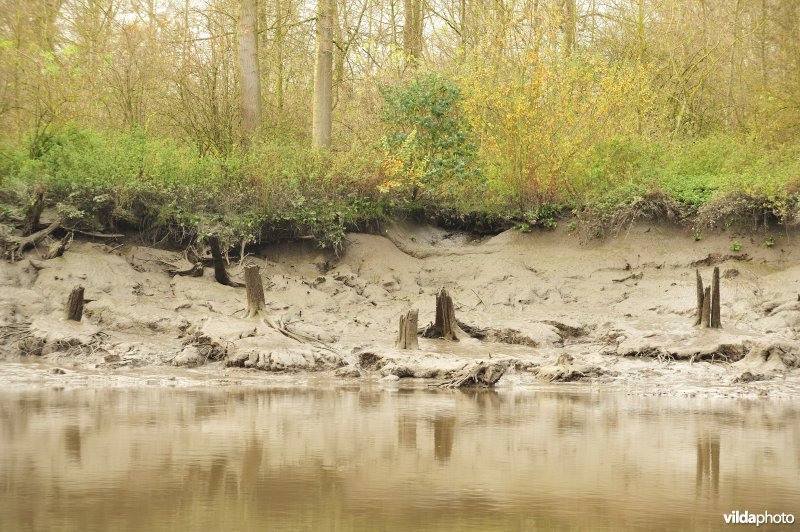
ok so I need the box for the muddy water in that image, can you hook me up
[0,387,798,531]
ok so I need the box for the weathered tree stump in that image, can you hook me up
[206,236,242,286]
[23,188,45,236]
[710,266,721,328]
[65,286,84,322]
[424,287,460,340]
[396,309,419,349]
[700,286,711,328]
[244,264,266,318]
[694,269,704,326]
[695,268,722,329]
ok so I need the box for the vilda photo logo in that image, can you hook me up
[723,510,795,526]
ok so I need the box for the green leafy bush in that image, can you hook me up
[379,72,485,207]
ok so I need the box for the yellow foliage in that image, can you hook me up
[460,50,657,206]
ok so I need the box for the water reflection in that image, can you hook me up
[0,387,797,531]
[433,415,455,462]
[696,434,721,499]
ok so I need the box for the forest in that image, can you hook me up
[1,0,799,251]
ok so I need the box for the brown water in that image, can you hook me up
[0,386,798,531]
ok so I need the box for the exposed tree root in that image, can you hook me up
[434,361,505,388]
[3,219,63,261]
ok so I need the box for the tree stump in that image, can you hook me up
[695,268,722,329]
[65,286,84,322]
[23,187,45,237]
[435,288,459,341]
[423,287,460,340]
[396,309,419,349]
[206,235,241,286]
[244,264,266,318]
[710,266,721,328]
[700,286,711,328]
[694,269,704,326]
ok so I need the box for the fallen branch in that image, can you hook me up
[6,219,62,261]
[69,229,125,239]
[167,262,204,277]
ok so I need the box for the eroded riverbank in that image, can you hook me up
[1,222,799,396]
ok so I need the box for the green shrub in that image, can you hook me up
[379,72,485,207]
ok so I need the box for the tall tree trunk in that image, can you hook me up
[313,0,334,147]
[635,0,645,62]
[275,0,285,111]
[238,0,262,143]
[403,0,422,61]
[563,0,576,56]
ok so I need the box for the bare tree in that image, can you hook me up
[313,0,334,147]
[238,0,262,142]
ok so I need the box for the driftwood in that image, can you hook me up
[423,287,460,340]
[396,309,419,349]
[0,215,61,262]
[6,218,63,261]
[65,286,84,321]
[244,264,267,318]
[45,232,73,259]
[168,262,204,277]
[436,361,505,388]
[69,229,124,239]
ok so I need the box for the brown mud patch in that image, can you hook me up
[1,221,799,396]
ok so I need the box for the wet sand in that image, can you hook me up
[1,221,798,397]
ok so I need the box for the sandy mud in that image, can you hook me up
[1,222,799,397]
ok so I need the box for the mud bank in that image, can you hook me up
[1,222,799,397]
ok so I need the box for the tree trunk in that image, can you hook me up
[700,286,711,328]
[207,236,233,286]
[312,0,333,148]
[710,266,721,328]
[695,269,704,326]
[65,285,84,322]
[244,264,266,318]
[403,0,422,61]
[563,0,577,57]
[396,309,419,349]
[275,0,285,111]
[238,0,262,143]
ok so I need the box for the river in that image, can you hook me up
[0,386,798,531]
